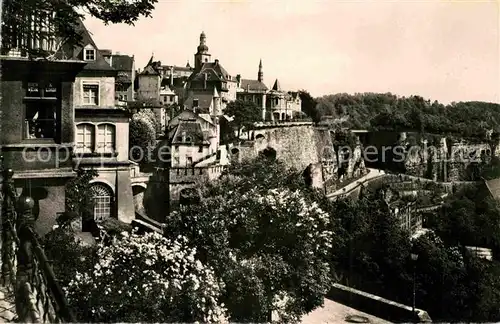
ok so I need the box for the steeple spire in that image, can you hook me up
[258,59,263,83]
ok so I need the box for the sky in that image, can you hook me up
[83,0,500,104]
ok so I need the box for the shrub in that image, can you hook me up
[64,231,228,323]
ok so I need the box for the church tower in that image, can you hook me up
[258,59,263,83]
[194,31,211,70]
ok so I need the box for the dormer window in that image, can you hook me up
[84,48,96,61]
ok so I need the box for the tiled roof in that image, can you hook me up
[112,55,134,71]
[198,113,214,124]
[141,65,159,75]
[56,18,115,72]
[240,79,268,92]
[169,120,209,145]
[168,110,214,131]
[189,61,232,82]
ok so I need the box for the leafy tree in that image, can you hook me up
[129,114,157,168]
[1,0,157,57]
[64,231,228,322]
[298,90,320,123]
[163,157,335,323]
[224,99,262,138]
[65,168,98,230]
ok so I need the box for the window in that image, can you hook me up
[84,49,95,61]
[193,99,199,107]
[96,124,115,153]
[123,94,127,101]
[186,157,193,166]
[90,183,113,221]
[76,124,95,153]
[24,81,59,140]
[25,101,57,139]
[198,145,203,153]
[174,156,180,166]
[83,84,99,105]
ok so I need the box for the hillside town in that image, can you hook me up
[1,1,500,323]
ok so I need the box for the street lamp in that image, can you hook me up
[410,247,419,315]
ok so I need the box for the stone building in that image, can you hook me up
[100,50,136,105]
[60,19,134,224]
[0,10,87,235]
[236,59,268,120]
[185,32,238,110]
[236,60,302,121]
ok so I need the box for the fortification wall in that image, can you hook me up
[238,125,323,172]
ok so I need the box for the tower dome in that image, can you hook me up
[197,31,209,53]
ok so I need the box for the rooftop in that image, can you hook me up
[240,79,268,92]
[299,298,392,324]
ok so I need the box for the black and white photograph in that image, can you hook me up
[0,0,499,322]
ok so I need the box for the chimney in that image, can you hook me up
[214,59,219,66]
[204,73,207,89]
[170,66,174,87]
[236,74,241,87]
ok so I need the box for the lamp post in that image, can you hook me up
[410,248,419,315]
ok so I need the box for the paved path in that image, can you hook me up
[300,298,392,324]
[327,168,386,199]
[0,285,16,323]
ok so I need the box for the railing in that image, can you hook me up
[0,161,76,322]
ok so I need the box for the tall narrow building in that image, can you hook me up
[194,31,211,71]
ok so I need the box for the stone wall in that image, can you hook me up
[361,131,498,182]
[235,125,365,192]
[238,125,321,172]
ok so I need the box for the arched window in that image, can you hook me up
[76,123,95,153]
[90,183,114,221]
[97,124,115,153]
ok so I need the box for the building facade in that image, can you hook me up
[100,50,136,105]
[1,9,88,235]
[66,20,134,224]
[185,32,238,109]
[236,61,302,121]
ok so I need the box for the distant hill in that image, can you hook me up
[313,92,500,140]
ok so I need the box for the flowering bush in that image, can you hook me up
[165,178,334,322]
[64,231,228,323]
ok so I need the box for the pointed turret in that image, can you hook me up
[212,86,221,116]
[258,59,263,83]
[272,79,281,91]
[147,53,154,66]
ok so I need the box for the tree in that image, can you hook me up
[65,168,99,231]
[64,231,228,323]
[298,90,320,123]
[163,157,335,322]
[129,114,156,168]
[1,0,157,57]
[224,99,262,139]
